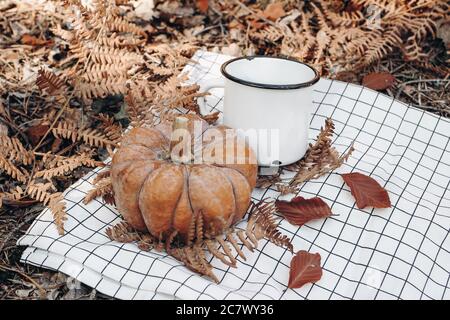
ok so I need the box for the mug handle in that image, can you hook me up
[198,77,225,116]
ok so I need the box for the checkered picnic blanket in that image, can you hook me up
[18,51,450,300]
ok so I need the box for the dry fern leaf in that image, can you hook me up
[52,121,118,148]
[26,182,55,206]
[171,246,219,283]
[35,153,103,180]
[0,135,33,165]
[97,114,123,144]
[106,16,147,39]
[36,68,66,95]
[363,30,402,65]
[49,193,67,235]
[106,221,142,243]
[79,63,131,81]
[0,154,28,183]
[83,176,113,204]
[124,92,148,127]
[326,10,364,27]
[247,200,293,252]
[26,182,67,234]
[92,169,110,184]
[0,187,26,208]
[71,41,143,66]
[287,118,354,188]
[75,78,129,101]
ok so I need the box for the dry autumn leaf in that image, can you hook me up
[21,34,53,47]
[341,172,391,209]
[288,250,323,289]
[196,0,208,13]
[26,124,50,145]
[275,196,332,226]
[362,72,396,91]
[262,3,285,21]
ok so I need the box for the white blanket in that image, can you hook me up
[18,50,450,300]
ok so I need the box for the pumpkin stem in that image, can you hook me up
[170,116,192,163]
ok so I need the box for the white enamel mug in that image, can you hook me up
[199,56,320,169]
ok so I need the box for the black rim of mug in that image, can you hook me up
[220,56,320,90]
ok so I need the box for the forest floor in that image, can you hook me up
[0,0,448,299]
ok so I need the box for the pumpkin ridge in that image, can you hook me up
[136,163,166,210]
[212,163,249,184]
[184,165,196,216]
[169,165,188,236]
[126,142,166,152]
[216,167,238,225]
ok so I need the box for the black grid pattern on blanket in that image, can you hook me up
[18,51,450,300]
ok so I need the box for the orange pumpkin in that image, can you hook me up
[111,115,257,243]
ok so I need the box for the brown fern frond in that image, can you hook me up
[0,186,25,208]
[195,211,204,242]
[248,200,293,253]
[36,68,66,95]
[26,182,55,205]
[0,135,33,165]
[124,92,147,128]
[287,118,354,188]
[226,232,246,260]
[326,10,364,27]
[75,78,129,101]
[48,193,67,235]
[83,176,113,204]
[79,62,131,81]
[236,229,255,252]
[52,121,118,149]
[72,42,143,66]
[92,169,110,184]
[106,16,147,40]
[106,221,142,243]
[186,212,196,246]
[363,30,402,65]
[216,237,237,266]
[25,182,66,234]
[0,154,28,183]
[97,114,123,146]
[35,153,103,180]
[171,245,219,283]
[165,230,178,254]
[137,233,156,251]
[205,239,236,268]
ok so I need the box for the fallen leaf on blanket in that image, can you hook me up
[262,3,285,21]
[288,250,323,289]
[341,172,391,209]
[196,0,208,13]
[276,196,332,226]
[362,72,395,91]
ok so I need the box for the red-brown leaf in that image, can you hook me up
[262,3,285,21]
[21,34,53,47]
[341,172,391,209]
[196,0,208,13]
[362,72,395,91]
[288,250,322,289]
[275,196,332,226]
[26,124,50,145]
